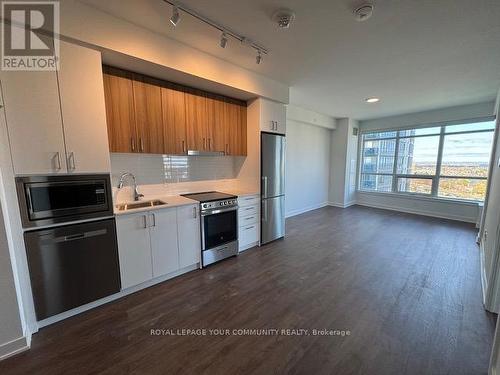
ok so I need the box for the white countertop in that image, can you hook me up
[114,195,198,216]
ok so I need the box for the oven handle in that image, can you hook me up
[201,206,238,216]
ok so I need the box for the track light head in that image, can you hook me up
[256,50,262,65]
[220,32,228,48]
[170,6,180,26]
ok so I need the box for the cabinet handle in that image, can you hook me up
[68,152,76,171]
[131,138,136,152]
[53,152,62,171]
[140,138,144,152]
[245,225,255,230]
[151,213,156,227]
[244,216,254,220]
[193,206,197,219]
[182,140,186,154]
[142,215,148,229]
[208,138,212,150]
[225,144,229,155]
[244,207,253,211]
[203,138,206,150]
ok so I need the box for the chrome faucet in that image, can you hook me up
[117,172,144,201]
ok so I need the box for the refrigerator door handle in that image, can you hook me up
[263,201,268,222]
[262,176,268,198]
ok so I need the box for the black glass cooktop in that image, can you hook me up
[181,191,236,203]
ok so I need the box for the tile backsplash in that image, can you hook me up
[110,153,246,202]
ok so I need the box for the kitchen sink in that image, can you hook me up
[116,200,167,211]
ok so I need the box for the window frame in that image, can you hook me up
[358,119,495,202]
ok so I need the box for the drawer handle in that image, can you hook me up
[245,225,255,230]
[244,216,254,220]
[244,207,253,211]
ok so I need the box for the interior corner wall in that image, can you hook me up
[329,119,349,207]
[285,119,331,217]
[0,200,26,360]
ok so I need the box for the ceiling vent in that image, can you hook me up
[354,4,374,22]
[272,9,295,28]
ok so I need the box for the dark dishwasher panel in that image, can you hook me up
[25,218,121,320]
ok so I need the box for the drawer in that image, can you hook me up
[238,205,257,219]
[239,224,258,246]
[239,213,258,226]
[238,195,259,207]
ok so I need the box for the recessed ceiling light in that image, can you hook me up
[366,97,380,103]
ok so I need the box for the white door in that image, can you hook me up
[177,205,201,268]
[116,214,153,289]
[150,209,179,277]
[0,70,67,174]
[57,40,111,173]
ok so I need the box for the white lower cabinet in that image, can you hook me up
[116,213,153,289]
[238,194,260,252]
[177,204,201,268]
[116,204,201,290]
[150,209,179,278]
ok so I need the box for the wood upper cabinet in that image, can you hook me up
[103,68,137,153]
[185,90,209,151]
[103,67,247,156]
[207,96,225,152]
[161,86,187,155]
[226,101,247,156]
[132,76,164,154]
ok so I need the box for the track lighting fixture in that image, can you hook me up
[170,6,180,26]
[256,50,262,65]
[220,32,228,48]
[163,1,268,62]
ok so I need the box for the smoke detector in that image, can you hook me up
[354,4,374,22]
[272,9,295,28]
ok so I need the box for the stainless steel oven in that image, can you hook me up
[201,203,238,266]
[181,191,239,267]
[16,174,113,228]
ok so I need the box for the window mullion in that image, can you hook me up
[391,133,400,193]
[432,126,445,196]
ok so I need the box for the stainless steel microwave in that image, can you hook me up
[16,174,114,228]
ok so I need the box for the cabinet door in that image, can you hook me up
[0,70,67,174]
[150,209,179,277]
[133,77,164,154]
[177,205,201,268]
[185,91,208,151]
[227,102,247,156]
[260,99,286,135]
[210,97,228,153]
[102,68,137,153]
[116,214,153,289]
[57,41,111,173]
[161,86,187,154]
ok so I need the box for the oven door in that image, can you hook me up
[16,174,113,228]
[201,206,238,250]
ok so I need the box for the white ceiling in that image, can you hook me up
[80,0,500,120]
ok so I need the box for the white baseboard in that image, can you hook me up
[37,263,199,329]
[355,201,476,223]
[0,336,29,361]
[285,202,329,218]
[328,201,356,209]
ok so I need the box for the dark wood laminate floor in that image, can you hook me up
[1,206,496,375]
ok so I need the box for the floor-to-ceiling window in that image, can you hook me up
[359,120,496,201]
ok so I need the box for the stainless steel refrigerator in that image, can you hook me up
[261,132,286,244]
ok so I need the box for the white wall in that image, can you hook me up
[285,119,331,217]
[328,118,359,208]
[357,101,496,223]
[360,101,495,132]
[0,201,25,360]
